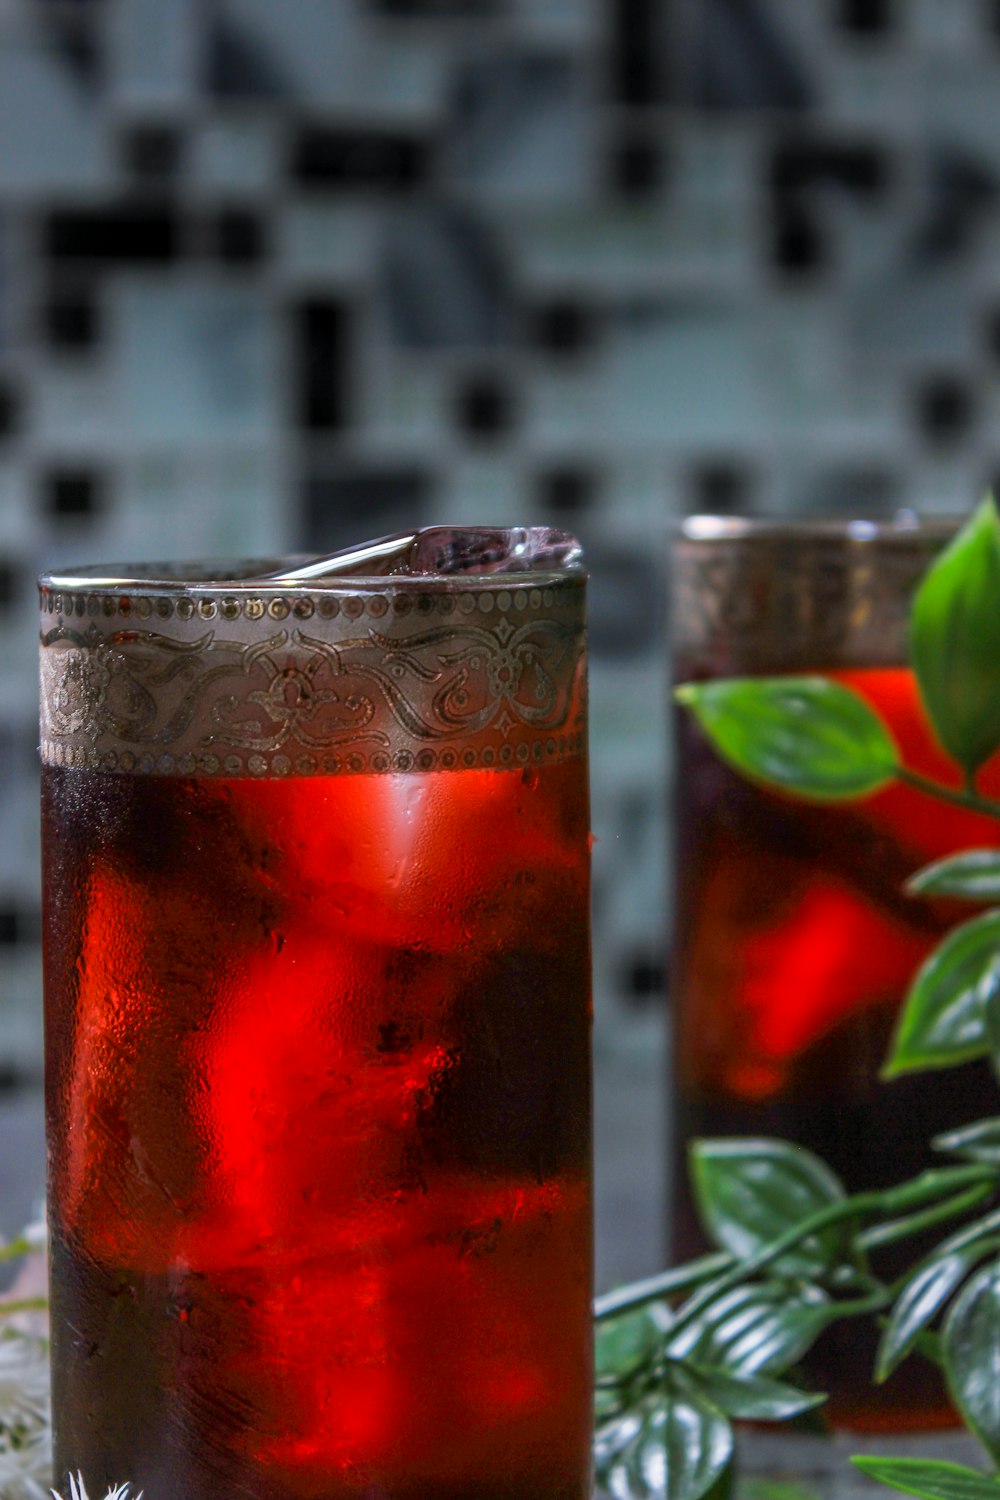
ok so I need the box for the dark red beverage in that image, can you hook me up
[43,762,592,1498]
[39,537,592,1499]
[671,666,1000,1430]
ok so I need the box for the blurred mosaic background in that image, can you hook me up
[4,0,1000,1283]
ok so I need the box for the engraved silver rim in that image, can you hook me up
[677,513,960,545]
[38,562,582,593]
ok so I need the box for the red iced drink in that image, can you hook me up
[40,533,592,1499]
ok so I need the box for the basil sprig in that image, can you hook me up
[597,498,1000,1500]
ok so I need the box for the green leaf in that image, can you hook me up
[681,1361,825,1421]
[884,911,1000,1077]
[597,1307,665,1383]
[982,958,1000,1080]
[907,852,1000,904]
[675,677,898,801]
[641,1397,733,1500]
[943,1257,1000,1463]
[596,1394,734,1500]
[851,1458,1000,1500]
[668,1281,833,1377]
[690,1139,847,1277]
[910,496,1000,778]
[876,1250,984,1382]
[935,1120,1000,1167]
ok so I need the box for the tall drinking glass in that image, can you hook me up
[39,529,592,1500]
[669,516,1000,1431]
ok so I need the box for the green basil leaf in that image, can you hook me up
[597,1307,665,1383]
[910,496,1000,778]
[675,677,897,800]
[851,1458,1000,1500]
[876,1250,984,1382]
[907,852,1000,904]
[982,957,1000,1081]
[668,1281,833,1376]
[612,1395,734,1500]
[934,1119,1000,1167]
[595,1409,643,1487]
[681,1361,825,1420]
[883,911,1000,1077]
[936,1209,1000,1257]
[690,1139,847,1277]
[943,1257,1000,1463]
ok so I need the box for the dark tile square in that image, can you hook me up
[0,385,22,439]
[455,373,516,438]
[293,127,432,189]
[123,124,184,179]
[837,0,893,31]
[531,300,597,357]
[771,140,890,197]
[292,300,349,431]
[46,205,178,263]
[0,559,16,610]
[771,201,827,274]
[610,136,665,196]
[914,375,976,445]
[209,208,267,264]
[691,460,752,514]
[537,466,596,515]
[0,904,36,946]
[44,285,100,351]
[612,0,662,104]
[623,950,666,1005]
[44,467,105,520]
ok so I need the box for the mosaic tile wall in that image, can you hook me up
[3,0,1000,1072]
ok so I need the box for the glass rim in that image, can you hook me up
[38,558,585,594]
[675,511,961,545]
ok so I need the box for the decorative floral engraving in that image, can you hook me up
[40,590,586,777]
[672,531,950,675]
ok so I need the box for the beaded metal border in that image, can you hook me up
[40,580,587,778]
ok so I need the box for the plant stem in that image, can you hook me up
[826,1286,893,1320]
[856,1182,995,1253]
[896,767,1000,822]
[604,1165,997,1334]
[595,1252,733,1321]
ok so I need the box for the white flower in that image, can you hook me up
[51,1477,140,1500]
